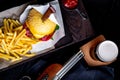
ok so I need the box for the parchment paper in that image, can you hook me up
[19,2,65,53]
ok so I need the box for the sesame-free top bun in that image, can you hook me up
[25,8,56,39]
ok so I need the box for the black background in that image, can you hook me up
[82,0,120,80]
[0,0,120,80]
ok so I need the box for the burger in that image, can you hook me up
[23,8,59,41]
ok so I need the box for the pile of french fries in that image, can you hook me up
[0,18,38,62]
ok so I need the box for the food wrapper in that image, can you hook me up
[19,1,65,53]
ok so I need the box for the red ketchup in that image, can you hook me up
[62,0,78,9]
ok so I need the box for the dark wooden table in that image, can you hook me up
[0,0,96,79]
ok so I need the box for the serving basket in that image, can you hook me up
[0,0,95,72]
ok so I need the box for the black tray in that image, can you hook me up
[0,0,95,72]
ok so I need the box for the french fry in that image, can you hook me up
[10,52,20,59]
[6,19,10,32]
[13,26,23,31]
[22,46,32,55]
[0,49,4,53]
[23,53,36,57]
[0,18,38,62]
[0,53,15,60]
[0,55,10,61]
[11,19,21,27]
[11,58,22,62]
[0,29,2,34]
[1,39,9,55]
[7,33,13,36]
[15,29,26,45]
[15,20,21,26]
[3,18,8,34]
[10,22,13,32]
[9,31,17,47]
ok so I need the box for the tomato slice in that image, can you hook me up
[39,33,54,41]
[23,23,33,38]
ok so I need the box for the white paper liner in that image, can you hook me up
[19,0,65,53]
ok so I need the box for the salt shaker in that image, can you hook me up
[95,40,118,62]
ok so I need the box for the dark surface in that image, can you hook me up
[82,0,120,80]
[82,0,120,44]
[0,0,31,11]
[0,0,118,79]
[0,0,95,71]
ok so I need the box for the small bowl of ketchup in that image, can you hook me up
[62,0,78,10]
[61,0,87,20]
